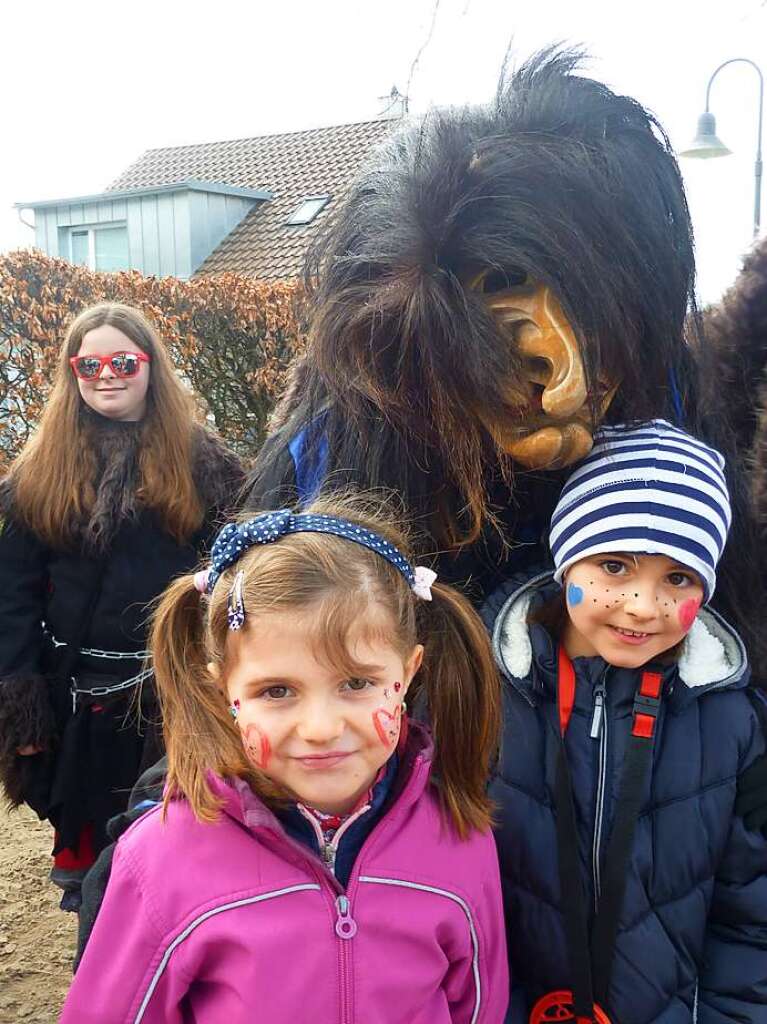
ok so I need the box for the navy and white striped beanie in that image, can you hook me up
[550,420,731,602]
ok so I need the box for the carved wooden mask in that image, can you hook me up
[470,270,618,469]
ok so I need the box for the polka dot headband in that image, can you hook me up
[194,510,437,630]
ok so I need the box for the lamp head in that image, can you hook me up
[679,111,732,159]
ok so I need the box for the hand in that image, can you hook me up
[735,753,767,838]
[16,744,44,756]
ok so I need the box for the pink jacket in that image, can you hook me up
[62,731,509,1023]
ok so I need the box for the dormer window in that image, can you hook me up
[285,196,330,226]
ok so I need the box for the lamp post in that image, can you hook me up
[680,58,764,239]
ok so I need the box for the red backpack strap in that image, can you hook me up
[632,669,663,739]
[558,646,577,736]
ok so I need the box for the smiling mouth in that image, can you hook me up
[609,626,656,643]
[294,752,354,769]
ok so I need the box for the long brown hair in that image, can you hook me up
[7,303,204,546]
[151,493,502,837]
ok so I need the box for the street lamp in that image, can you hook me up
[679,58,764,239]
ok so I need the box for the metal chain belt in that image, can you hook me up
[46,629,150,661]
[79,645,151,660]
[69,666,154,713]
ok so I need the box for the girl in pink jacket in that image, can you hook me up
[62,494,509,1023]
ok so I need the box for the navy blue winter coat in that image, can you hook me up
[483,573,767,1024]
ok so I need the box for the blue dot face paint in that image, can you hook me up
[567,583,584,606]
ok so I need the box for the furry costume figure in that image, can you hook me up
[703,236,767,549]
[246,49,765,678]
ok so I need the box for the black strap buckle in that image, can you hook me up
[633,693,661,719]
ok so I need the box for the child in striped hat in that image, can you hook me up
[485,419,767,1024]
[549,419,731,670]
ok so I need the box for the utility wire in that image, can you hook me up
[404,0,442,113]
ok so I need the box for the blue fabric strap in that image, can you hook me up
[206,510,415,594]
[288,421,329,505]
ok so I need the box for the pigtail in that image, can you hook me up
[414,582,502,838]
[150,575,252,823]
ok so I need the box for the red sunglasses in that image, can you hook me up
[70,351,151,381]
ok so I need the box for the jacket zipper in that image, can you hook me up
[329,758,428,1024]
[335,894,357,1024]
[297,802,371,875]
[590,673,609,910]
[274,755,429,1024]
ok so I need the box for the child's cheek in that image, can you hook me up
[372,689,402,748]
[678,597,701,632]
[241,722,272,770]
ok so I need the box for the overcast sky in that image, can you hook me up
[1,0,764,304]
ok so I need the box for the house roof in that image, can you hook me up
[106,119,397,280]
[15,180,272,210]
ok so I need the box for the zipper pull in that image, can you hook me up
[590,688,605,739]
[322,843,337,871]
[335,895,357,939]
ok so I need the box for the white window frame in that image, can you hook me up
[68,222,128,271]
[285,196,330,226]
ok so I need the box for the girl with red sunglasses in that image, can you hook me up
[0,302,243,912]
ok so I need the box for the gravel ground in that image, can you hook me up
[0,806,74,1023]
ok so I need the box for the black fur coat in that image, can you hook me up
[0,413,243,815]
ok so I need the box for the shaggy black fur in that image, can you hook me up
[252,49,702,526]
[703,237,767,523]
[0,674,56,807]
[82,410,243,552]
[247,48,765,674]
[702,238,767,676]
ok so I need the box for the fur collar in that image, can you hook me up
[1,410,244,553]
[494,574,746,691]
[84,412,143,551]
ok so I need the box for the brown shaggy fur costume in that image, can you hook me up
[703,237,767,547]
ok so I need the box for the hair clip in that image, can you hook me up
[227,570,246,630]
[412,566,437,601]
[193,569,211,594]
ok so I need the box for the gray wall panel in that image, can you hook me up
[139,196,161,276]
[127,198,144,269]
[156,194,177,278]
[172,192,192,279]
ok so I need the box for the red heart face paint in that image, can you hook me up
[678,597,701,632]
[373,704,402,747]
[242,722,272,771]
